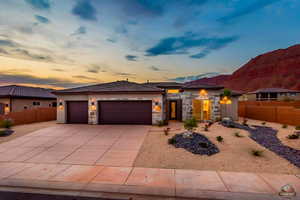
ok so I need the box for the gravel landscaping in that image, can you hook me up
[221,120,300,168]
[169,133,219,156]
[134,121,300,174]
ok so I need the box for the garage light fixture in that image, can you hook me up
[58,101,64,110]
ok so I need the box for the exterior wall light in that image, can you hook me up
[4,104,10,114]
[220,96,232,104]
[153,100,161,112]
[58,101,64,110]
[90,101,96,111]
[199,89,208,97]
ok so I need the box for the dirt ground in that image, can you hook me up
[0,121,56,144]
[134,120,300,174]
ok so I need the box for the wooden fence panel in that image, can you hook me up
[239,101,300,125]
[0,107,56,125]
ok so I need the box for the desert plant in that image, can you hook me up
[157,120,166,127]
[251,149,264,157]
[287,134,299,140]
[234,132,244,138]
[204,124,209,131]
[184,117,198,133]
[295,125,300,130]
[0,130,6,136]
[216,136,224,143]
[261,122,266,125]
[0,118,13,129]
[164,128,170,136]
[168,137,176,145]
[282,124,288,129]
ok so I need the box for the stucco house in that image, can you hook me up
[0,85,57,115]
[53,80,239,125]
[245,88,300,101]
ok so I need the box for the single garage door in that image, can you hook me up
[67,101,88,124]
[99,101,152,125]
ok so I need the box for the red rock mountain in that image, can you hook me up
[189,44,300,92]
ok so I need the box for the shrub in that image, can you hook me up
[204,124,209,132]
[0,130,6,136]
[216,136,224,143]
[282,124,288,129]
[295,126,300,130]
[223,88,232,97]
[184,117,198,133]
[1,119,13,129]
[287,134,299,140]
[251,149,264,157]
[234,132,244,138]
[261,122,266,125]
[168,137,176,145]
[164,128,170,136]
[157,120,166,127]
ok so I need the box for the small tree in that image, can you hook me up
[1,118,13,129]
[223,88,232,97]
[183,117,198,138]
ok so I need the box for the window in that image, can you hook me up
[290,93,296,96]
[269,93,278,100]
[33,102,40,106]
[167,89,179,94]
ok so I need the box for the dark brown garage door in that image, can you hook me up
[99,101,152,125]
[67,101,88,124]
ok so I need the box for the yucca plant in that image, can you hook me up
[251,149,264,157]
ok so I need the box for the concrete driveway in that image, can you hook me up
[0,124,150,166]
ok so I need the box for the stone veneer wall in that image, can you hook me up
[56,93,163,125]
[182,90,222,121]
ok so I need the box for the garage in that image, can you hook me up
[67,101,88,124]
[98,101,152,124]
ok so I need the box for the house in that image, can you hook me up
[0,85,57,115]
[246,88,300,101]
[53,80,240,125]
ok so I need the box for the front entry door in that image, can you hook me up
[169,101,177,120]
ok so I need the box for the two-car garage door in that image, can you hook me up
[66,101,152,124]
[98,101,152,125]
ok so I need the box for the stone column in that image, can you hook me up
[88,98,97,125]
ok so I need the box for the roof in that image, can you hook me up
[0,85,56,99]
[54,81,164,94]
[143,82,183,89]
[249,88,300,94]
[182,83,224,90]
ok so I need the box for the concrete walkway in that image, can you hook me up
[0,124,299,199]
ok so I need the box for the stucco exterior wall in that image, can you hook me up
[11,98,56,112]
[56,93,163,125]
[0,98,56,114]
[220,97,239,121]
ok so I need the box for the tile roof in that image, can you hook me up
[183,83,224,90]
[0,85,56,99]
[249,88,300,94]
[143,82,183,88]
[54,81,164,94]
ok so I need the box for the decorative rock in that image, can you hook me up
[169,132,219,156]
[279,184,296,197]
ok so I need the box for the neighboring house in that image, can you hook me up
[246,88,300,101]
[0,85,57,115]
[54,80,240,125]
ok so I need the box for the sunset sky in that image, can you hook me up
[0,0,299,89]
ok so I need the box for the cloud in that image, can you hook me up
[52,68,65,72]
[25,0,51,10]
[12,48,53,62]
[0,73,83,88]
[106,38,117,43]
[0,48,8,54]
[72,0,97,21]
[125,55,138,61]
[71,26,87,36]
[149,66,161,71]
[35,15,50,24]
[218,0,280,24]
[170,72,220,83]
[72,75,98,81]
[87,65,101,73]
[0,39,17,47]
[115,72,135,76]
[145,33,239,59]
